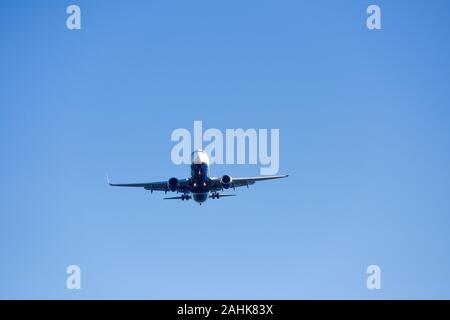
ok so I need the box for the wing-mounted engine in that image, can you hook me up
[220,174,233,189]
[167,177,179,191]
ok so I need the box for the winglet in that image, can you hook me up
[106,174,111,185]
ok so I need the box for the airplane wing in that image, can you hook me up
[107,176,190,193]
[209,174,288,191]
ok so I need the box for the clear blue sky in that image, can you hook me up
[1,0,450,299]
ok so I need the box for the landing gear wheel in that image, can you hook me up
[211,192,220,199]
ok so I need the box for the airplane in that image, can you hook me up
[108,150,288,205]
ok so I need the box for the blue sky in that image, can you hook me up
[1,0,450,299]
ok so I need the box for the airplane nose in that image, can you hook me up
[191,150,210,166]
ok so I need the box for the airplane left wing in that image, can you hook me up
[107,176,190,193]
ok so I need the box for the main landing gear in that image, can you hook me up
[210,192,220,199]
[210,192,236,199]
[180,194,191,201]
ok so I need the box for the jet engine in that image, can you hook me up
[167,177,179,192]
[220,175,233,189]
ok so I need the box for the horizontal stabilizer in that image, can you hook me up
[209,194,236,198]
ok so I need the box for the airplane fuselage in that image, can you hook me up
[189,150,213,203]
[190,162,210,203]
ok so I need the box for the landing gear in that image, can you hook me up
[210,192,220,199]
[181,194,191,201]
[209,192,236,200]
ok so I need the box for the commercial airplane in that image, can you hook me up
[108,150,288,204]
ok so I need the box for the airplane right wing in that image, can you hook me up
[209,174,288,191]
